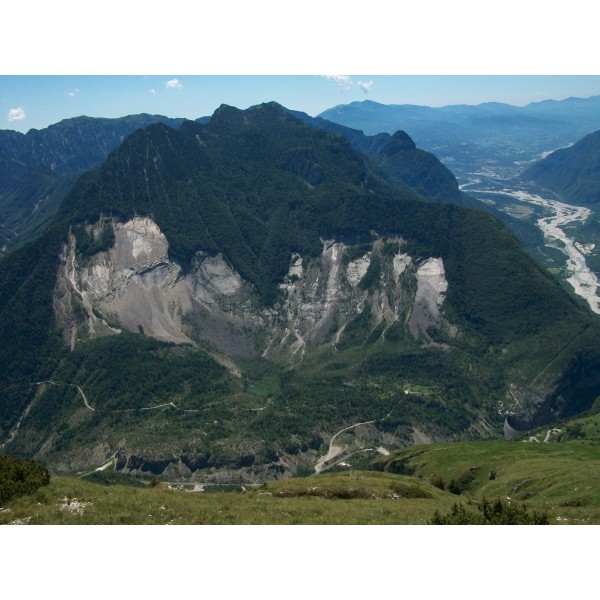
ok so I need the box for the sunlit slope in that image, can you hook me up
[1,102,599,477]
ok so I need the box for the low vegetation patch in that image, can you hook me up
[447,466,480,495]
[0,454,50,504]
[390,481,433,499]
[371,439,600,523]
[430,497,548,525]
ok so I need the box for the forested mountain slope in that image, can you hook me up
[287,108,471,206]
[0,114,184,253]
[1,102,599,480]
[521,130,600,206]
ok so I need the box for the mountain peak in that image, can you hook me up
[211,103,243,119]
[249,101,287,113]
[380,130,416,155]
[209,102,295,131]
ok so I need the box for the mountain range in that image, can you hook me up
[318,96,600,147]
[318,96,600,178]
[1,101,599,481]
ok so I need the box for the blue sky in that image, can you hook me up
[3,75,600,134]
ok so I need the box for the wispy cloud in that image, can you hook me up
[324,76,374,94]
[150,88,157,95]
[165,78,183,90]
[8,107,26,122]
[67,88,80,98]
[356,80,373,94]
[324,75,353,90]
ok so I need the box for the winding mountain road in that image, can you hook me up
[314,419,376,474]
[36,380,95,411]
[2,381,95,450]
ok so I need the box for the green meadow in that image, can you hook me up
[3,428,600,524]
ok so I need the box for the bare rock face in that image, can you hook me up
[393,252,412,277]
[408,257,449,341]
[54,216,454,358]
[56,217,190,345]
[266,240,362,356]
[346,253,371,286]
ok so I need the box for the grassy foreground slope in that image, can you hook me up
[372,439,600,524]
[3,434,600,524]
[0,470,453,525]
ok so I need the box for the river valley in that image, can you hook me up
[460,176,600,314]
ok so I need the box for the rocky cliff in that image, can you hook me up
[55,216,454,360]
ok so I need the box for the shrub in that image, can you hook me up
[390,481,433,498]
[0,454,51,504]
[447,467,480,495]
[430,498,548,525]
[429,474,446,490]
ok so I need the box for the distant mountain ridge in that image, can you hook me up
[0,114,184,253]
[318,96,600,139]
[0,114,185,175]
[317,96,600,179]
[286,108,469,206]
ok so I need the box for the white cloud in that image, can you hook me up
[8,107,26,122]
[324,75,373,93]
[356,80,373,93]
[324,75,353,90]
[150,88,157,95]
[165,78,183,90]
[67,88,80,97]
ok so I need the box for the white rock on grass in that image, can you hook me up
[59,497,92,515]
